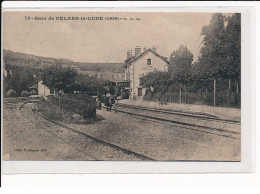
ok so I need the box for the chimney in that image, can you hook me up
[152,46,157,53]
[143,46,147,52]
[127,50,132,59]
[135,46,141,56]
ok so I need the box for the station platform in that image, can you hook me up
[118,99,241,122]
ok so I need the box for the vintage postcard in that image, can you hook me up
[1,5,254,173]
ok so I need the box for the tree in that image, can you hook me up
[197,13,227,81]
[140,70,170,93]
[195,13,241,91]
[74,74,105,95]
[169,45,194,90]
[224,13,241,81]
[41,63,78,94]
[18,69,35,94]
[3,65,38,96]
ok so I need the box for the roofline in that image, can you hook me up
[124,48,170,65]
[27,80,41,88]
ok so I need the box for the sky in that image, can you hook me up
[3,12,215,63]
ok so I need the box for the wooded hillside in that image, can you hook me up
[3,50,125,73]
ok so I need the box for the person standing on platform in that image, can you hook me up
[105,92,111,111]
[108,95,112,111]
[114,98,118,113]
[133,93,137,101]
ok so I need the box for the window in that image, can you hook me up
[50,89,54,94]
[147,59,151,66]
[138,88,142,96]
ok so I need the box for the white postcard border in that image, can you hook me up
[1,2,255,174]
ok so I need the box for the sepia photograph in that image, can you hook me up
[2,11,241,162]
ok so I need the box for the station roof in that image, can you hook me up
[124,48,170,66]
[27,80,40,89]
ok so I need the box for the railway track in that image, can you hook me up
[102,104,240,140]
[117,103,240,124]
[18,103,99,160]
[18,102,156,161]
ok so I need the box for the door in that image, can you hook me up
[138,88,142,96]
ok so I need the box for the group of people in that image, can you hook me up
[104,93,117,112]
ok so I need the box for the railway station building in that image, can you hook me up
[124,46,169,100]
[27,80,54,99]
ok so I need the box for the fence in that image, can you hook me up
[48,94,96,119]
[143,77,241,108]
[144,90,240,108]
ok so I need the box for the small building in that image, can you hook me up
[65,63,125,82]
[124,46,169,100]
[83,70,125,81]
[3,62,12,78]
[27,80,54,99]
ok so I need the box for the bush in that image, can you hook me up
[49,94,96,120]
[6,89,17,97]
[30,90,37,95]
[37,101,67,121]
[21,90,31,97]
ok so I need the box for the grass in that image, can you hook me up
[36,101,104,124]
